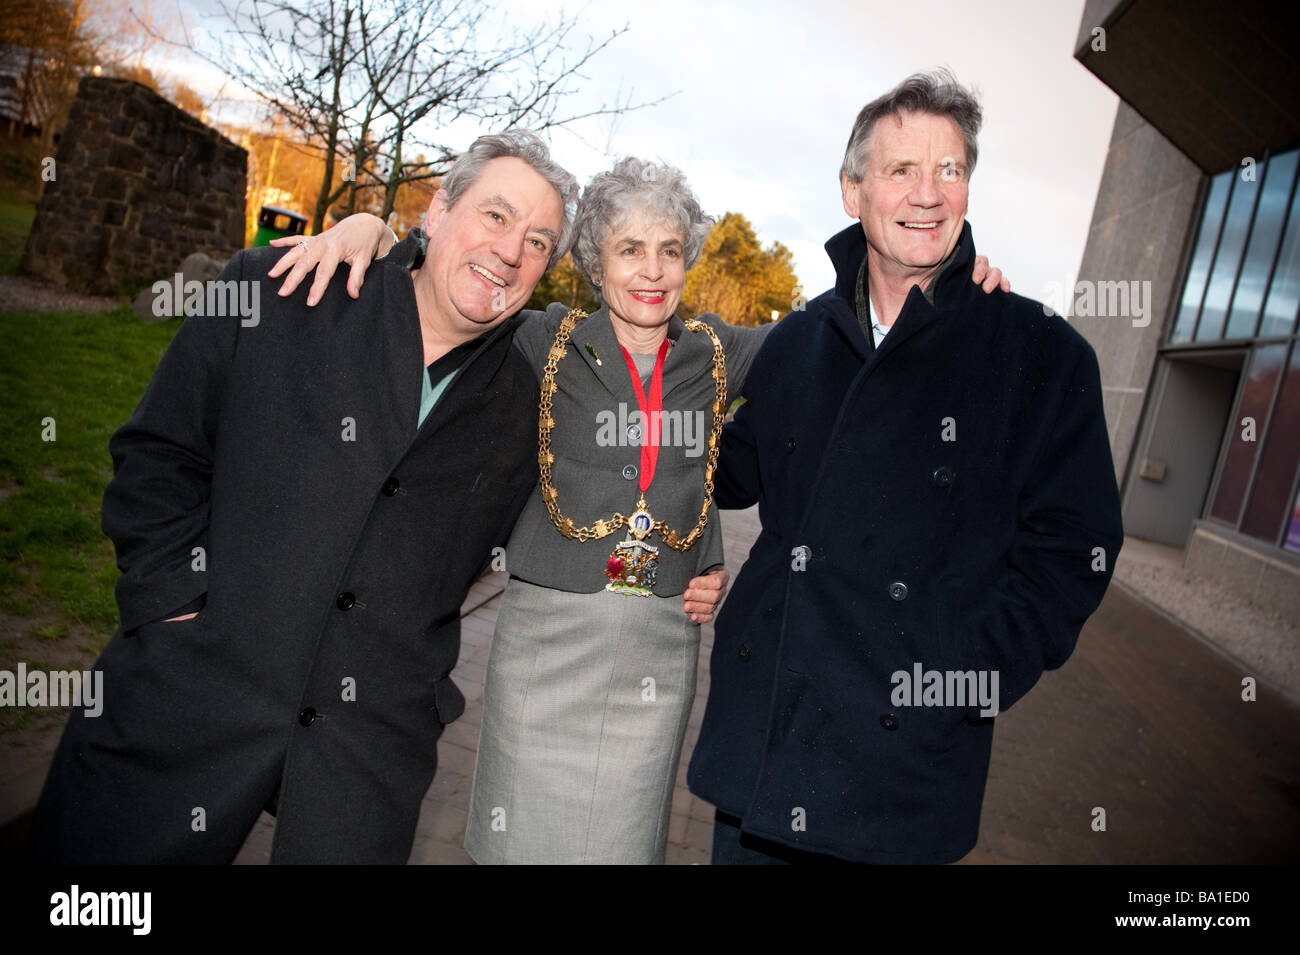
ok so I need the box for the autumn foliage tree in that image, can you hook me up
[526,211,800,326]
[681,212,799,326]
[1,0,97,164]
[526,254,599,313]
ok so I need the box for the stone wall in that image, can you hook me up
[20,77,246,295]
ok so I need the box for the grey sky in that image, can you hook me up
[168,0,1119,305]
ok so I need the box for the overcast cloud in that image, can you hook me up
[169,0,1119,304]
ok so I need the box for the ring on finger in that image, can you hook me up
[296,239,310,252]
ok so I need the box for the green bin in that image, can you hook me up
[252,205,309,247]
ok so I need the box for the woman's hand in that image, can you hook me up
[971,255,1010,294]
[268,213,398,307]
[683,566,730,624]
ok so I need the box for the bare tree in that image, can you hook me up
[358,0,651,220]
[204,0,666,231]
[209,0,375,231]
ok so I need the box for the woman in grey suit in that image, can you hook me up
[462,159,771,863]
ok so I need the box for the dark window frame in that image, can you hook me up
[1174,144,1300,345]
[1166,143,1300,553]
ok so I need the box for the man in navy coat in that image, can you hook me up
[687,71,1124,864]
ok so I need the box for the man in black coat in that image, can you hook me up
[29,132,578,863]
[687,71,1124,864]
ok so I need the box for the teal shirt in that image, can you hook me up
[418,367,457,428]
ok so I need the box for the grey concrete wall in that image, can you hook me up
[1070,101,1205,487]
[1185,524,1300,625]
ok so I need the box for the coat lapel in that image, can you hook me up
[867,287,939,368]
[559,305,725,403]
[567,304,629,401]
[661,315,717,400]
[867,225,973,368]
[410,311,521,447]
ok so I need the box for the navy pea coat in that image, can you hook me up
[687,222,1124,864]
[30,234,538,863]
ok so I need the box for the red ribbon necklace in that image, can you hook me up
[619,337,671,496]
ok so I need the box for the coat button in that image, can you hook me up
[880,714,899,730]
[336,591,356,610]
[786,437,797,454]
[738,644,751,661]
[888,581,908,601]
[622,464,638,480]
[627,424,642,441]
[298,707,318,727]
[932,466,955,488]
[381,476,400,496]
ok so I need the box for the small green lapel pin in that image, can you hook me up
[584,342,601,366]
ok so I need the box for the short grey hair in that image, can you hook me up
[438,129,580,269]
[840,69,983,182]
[570,157,714,291]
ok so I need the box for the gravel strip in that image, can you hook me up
[0,275,124,313]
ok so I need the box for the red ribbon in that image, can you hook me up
[619,338,670,494]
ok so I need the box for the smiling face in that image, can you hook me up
[841,110,969,288]
[418,156,565,337]
[594,207,686,346]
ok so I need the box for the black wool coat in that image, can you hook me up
[30,234,539,863]
[687,222,1124,864]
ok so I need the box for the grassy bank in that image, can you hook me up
[0,195,36,276]
[0,307,180,705]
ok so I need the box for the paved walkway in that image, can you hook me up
[232,506,1300,864]
[1113,536,1300,702]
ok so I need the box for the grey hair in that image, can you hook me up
[570,157,714,291]
[438,129,580,269]
[840,69,983,182]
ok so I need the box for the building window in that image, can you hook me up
[1209,343,1286,524]
[1239,343,1300,544]
[1286,485,1300,555]
[1176,148,1300,555]
[1172,147,1300,345]
[1226,151,1298,339]
[1262,164,1300,338]
[1172,174,1231,343]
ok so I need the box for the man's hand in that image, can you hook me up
[268,214,397,307]
[683,566,730,624]
[971,255,1010,294]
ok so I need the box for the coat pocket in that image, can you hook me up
[431,675,466,726]
[932,574,995,722]
[126,612,206,640]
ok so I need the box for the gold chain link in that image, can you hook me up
[537,308,727,552]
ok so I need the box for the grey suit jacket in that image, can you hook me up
[505,302,772,596]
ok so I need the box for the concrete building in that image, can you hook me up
[1070,0,1300,623]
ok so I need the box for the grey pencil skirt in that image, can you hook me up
[464,576,701,864]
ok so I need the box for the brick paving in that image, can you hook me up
[232,505,1300,864]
